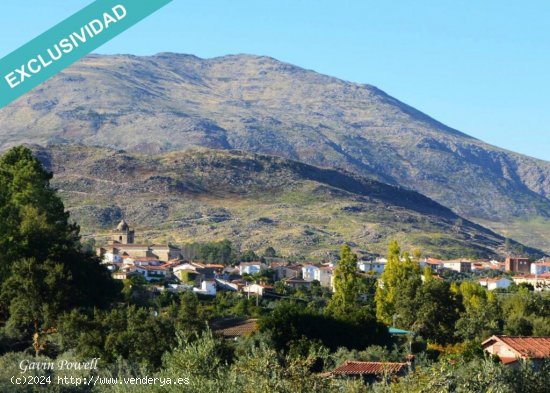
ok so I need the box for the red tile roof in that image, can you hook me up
[214,319,258,338]
[483,336,550,359]
[331,361,407,376]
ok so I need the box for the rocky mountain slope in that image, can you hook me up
[1,53,549,251]
[33,145,540,259]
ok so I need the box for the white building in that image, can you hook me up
[302,265,319,281]
[442,259,472,273]
[316,266,333,288]
[479,277,512,291]
[242,283,274,296]
[193,280,217,296]
[531,261,550,275]
[132,265,172,281]
[102,251,122,264]
[512,273,550,291]
[239,262,267,276]
[302,265,333,289]
[358,258,387,274]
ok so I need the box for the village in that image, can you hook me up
[92,220,550,382]
[97,220,550,298]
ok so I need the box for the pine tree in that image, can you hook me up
[0,146,119,354]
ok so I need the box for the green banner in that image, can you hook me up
[0,0,172,109]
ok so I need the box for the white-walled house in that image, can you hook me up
[102,251,122,264]
[479,277,512,291]
[358,258,387,274]
[512,274,550,291]
[302,265,319,281]
[242,283,274,296]
[239,262,267,276]
[302,265,333,289]
[317,266,333,288]
[193,280,217,296]
[115,264,172,281]
[531,261,550,275]
[443,259,472,273]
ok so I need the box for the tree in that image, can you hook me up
[0,146,119,354]
[262,246,277,258]
[0,146,80,281]
[455,281,501,341]
[240,249,258,262]
[375,241,421,325]
[412,280,462,344]
[326,245,361,317]
[260,301,390,352]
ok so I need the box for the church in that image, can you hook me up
[96,219,181,262]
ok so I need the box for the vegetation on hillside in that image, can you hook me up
[1,146,549,392]
[1,53,549,252]
[34,144,541,259]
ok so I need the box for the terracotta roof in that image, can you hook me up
[483,336,550,359]
[213,319,258,338]
[110,244,151,249]
[480,277,509,283]
[284,278,310,283]
[500,357,519,365]
[331,361,407,376]
[513,273,550,280]
[135,264,171,271]
[132,257,161,262]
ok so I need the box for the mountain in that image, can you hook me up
[32,144,539,259]
[1,53,549,252]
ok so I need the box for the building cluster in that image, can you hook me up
[95,220,550,385]
[98,221,550,298]
[97,220,338,297]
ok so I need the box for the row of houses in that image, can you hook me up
[100,221,550,296]
[357,257,504,275]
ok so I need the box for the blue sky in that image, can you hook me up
[1,1,548,161]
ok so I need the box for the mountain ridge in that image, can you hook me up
[32,144,542,259]
[1,52,548,251]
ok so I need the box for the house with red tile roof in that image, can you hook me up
[328,361,408,383]
[479,277,512,291]
[482,335,550,366]
[211,318,259,340]
[512,273,550,291]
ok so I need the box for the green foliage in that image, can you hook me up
[412,280,462,345]
[384,358,550,393]
[263,246,278,258]
[240,249,258,262]
[57,306,176,370]
[181,239,237,265]
[0,146,120,355]
[455,282,501,341]
[327,245,361,317]
[375,240,421,325]
[260,302,390,352]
